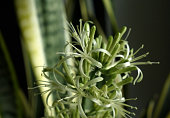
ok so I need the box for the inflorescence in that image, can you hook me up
[30,19,159,118]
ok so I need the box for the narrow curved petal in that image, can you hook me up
[78,96,87,118]
[86,56,102,68]
[57,54,82,67]
[89,48,111,56]
[133,67,143,85]
[79,58,89,78]
[82,77,103,89]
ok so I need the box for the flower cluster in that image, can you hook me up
[34,20,159,118]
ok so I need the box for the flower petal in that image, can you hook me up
[86,56,102,68]
[82,77,103,89]
[133,67,143,85]
[79,58,89,78]
[57,54,82,67]
[78,96,87,118]
[89,48,111,56]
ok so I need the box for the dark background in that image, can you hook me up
[0,0,170,117]
[114,0,170,117]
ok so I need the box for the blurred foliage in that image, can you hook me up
[0,33,32,118]
[140,74,170,118]
[0,33,19,118]
[35,0,69,66]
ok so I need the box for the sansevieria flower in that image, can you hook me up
[31,20,159,118]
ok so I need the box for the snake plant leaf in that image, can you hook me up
[140,74,170,118]
[36,0,69,67]
[14,0,54,115]
[0,34,18,118]
[153,74,170,118]
[35,4,72,116]
[79,0,88,20]
[0,33,32,118]
[102,0,118,32]
[80,0,107,42]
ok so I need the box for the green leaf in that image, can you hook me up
[14,0,54,115]
[153,74,170,118]
[0,33,32,118]
[36,0,69,67]
[102,0,118,32]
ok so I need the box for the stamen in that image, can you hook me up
[28,85,46,90]
[133,44,144,56]
[70,22,76,32]
[131,52,149,62]
[132,61,160,66]
[125,97,138,101]
[125,43,130,59]
[33,89,52,96]
[46,91,54,108]
[124,28,131,40]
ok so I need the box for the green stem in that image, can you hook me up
[62,56,74,85]
[56,106,64,118]
[59,102,69,118]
